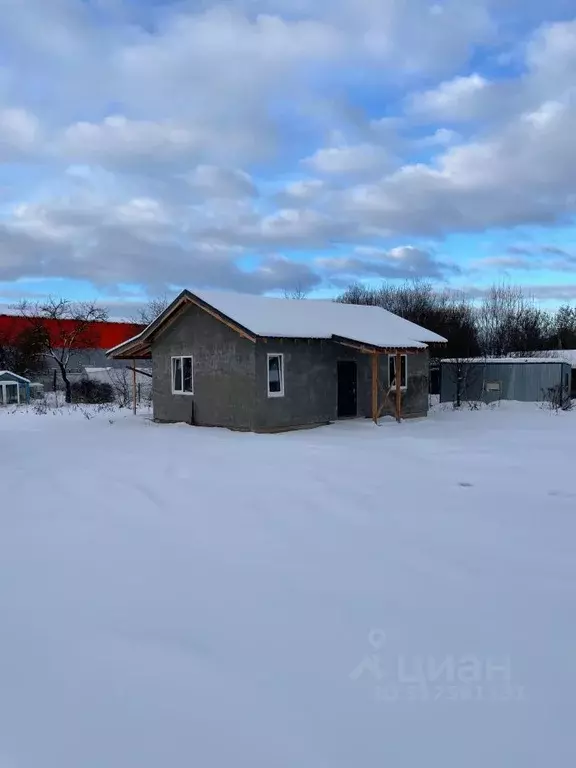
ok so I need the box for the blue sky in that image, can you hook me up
[1,0,576,315]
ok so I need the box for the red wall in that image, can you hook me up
[0,315,145,350]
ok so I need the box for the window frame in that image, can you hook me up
[171,355,194,395]
[388,354,408,391]
[1,381,20,405]
[267,353,285,398]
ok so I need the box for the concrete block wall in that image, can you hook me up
[151,304,256,429]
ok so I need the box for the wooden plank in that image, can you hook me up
[395,351,402,423]
[132,359,137,415]
[372,353,379,424]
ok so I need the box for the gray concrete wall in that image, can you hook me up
[151,304,256,429]
[254,340,429,430]
[440,361,572,403]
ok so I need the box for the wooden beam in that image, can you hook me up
[125,366,152,379]
[132,359,137,415]
[337,338,380,355]
[186,296,257,343]
[331,336,424,355]
[372,353,379,424]
[150,299,194,344]
[395,351,402,423]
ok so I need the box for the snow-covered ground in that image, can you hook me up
[1,403,575,767]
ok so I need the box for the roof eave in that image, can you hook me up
[331,335,427,354]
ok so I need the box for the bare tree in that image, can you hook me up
[0,323,47,379]
[550,304,576,350]
[283,281,309,300]
[337,279,480,361]
[15,298,108,403]
[133,294,170,325]
[476,284,551,357]
[105,367,132,408]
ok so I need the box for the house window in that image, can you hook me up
[267,353,284,397]
[389,354,407,390]
[171,356,194,394]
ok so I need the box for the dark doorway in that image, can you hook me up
[337,360,358,417]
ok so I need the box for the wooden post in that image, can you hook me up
[132,359,137,415]
[395,351,402,423]
[371,353,379,424]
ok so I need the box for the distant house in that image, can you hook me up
[0,371,30,406]
[440,357,573,404]
[107,290,446,431]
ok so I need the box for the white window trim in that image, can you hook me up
[171,355,194,395]
[388,354,408,391]
[267,353,285,398]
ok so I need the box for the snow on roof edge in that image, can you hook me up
[0,370,31,382]
[441,357,573,364]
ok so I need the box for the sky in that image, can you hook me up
[1,0,576,315]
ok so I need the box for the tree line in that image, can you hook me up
[337,281,576,359]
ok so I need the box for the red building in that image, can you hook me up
[0,314,146,386]
[0,314,144,350]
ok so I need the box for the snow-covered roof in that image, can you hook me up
[0,371,31,382]
[441,357,572,365]
[529,350,576,367]
[107,289,446,358]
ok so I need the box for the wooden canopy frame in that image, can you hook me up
[372,351,403,424]
[332,337,425,424]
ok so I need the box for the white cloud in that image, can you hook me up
[186,166,257,199]
[333,19,576,236]
[408,73,491,121]
[416,128,461,148]
[304,143,391,174]
[0,107,40,159]
[281,179,326,201]
[58,116,203,167]
[2,2,576,296]
[316,244,458,280]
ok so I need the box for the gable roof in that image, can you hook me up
[0,371,31,383]
[107,289,447,360]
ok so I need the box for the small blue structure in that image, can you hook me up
[0,371,31,406]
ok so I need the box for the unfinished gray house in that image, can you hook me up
[107,290,446,431]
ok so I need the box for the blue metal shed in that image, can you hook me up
[440,358,572,404]
[0,371,31,406]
